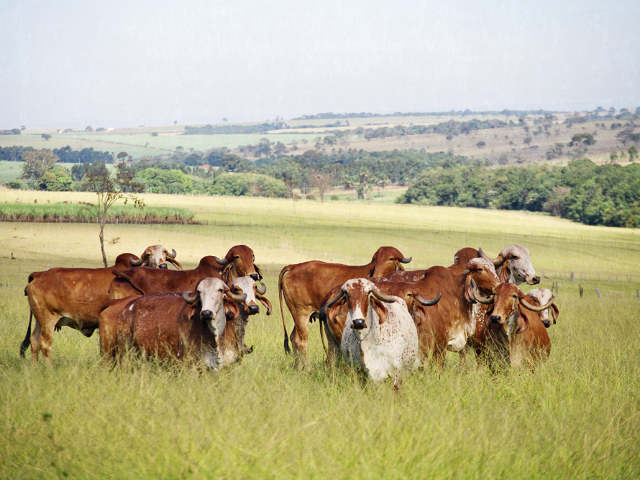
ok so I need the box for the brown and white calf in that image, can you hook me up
[479,283,555,371]
[527,288,559,328]
[324,278,420,384]
[107,278,245,369]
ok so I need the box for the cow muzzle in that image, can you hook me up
[201,310,213,320]
[159,263,168,269]
[351,318,367,330]
[527,275,541,285]
[542,320,550,328]
[490,315,501,324]
[248,305,259,315]
[250,273,259,281]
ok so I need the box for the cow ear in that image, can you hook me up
[256,293,272,315]
[464,276,474,303]
[551,304,559,324]
[500,261,511,283]
[515,311,528,334]
[371,297,388,325]
[224,298,240,321]
[411,304,426,326]
[368,265,376,278]
[254,264,264,281]
[327,298,346,325]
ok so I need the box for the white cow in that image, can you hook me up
[325,278,419,386]
[527,288,559,328]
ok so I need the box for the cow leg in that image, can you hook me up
[290,319,311,370]
[35,320,55,363]
[322,322,341,368]
[30,320,41,361]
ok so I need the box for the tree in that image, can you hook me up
[117,151,129,162]
[39,167,73,191]
[85,125,93,132]
[21,149,59,181]
[310,172,332,204]
[629,145,638,161]
[476,141,486,148]
[83,163,145,267]
[523,136,532,146]
[41,134,51,141]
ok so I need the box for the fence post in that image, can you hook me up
[570,272,574,282]
[579,284,583,298]
[595,287,602,299]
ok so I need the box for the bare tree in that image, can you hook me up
[310,172,333,204]
[83,163,145,267]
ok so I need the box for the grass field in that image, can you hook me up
[1,189,639,478]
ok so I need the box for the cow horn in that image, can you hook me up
[130,256,145,266]
[520,295,555,312]
[371,286,396,303]
[461,269,470,276]
[414,292,441,306]
[167,249,177,259]
[167,257,183,270]
[214,256,230,266]
[255,282,267,295]
[182,290,199,304]
[491,254,505,266]
[470,279,494,304]
[478,248,491,261]
[226,291,247,303]
[325,289,344,308]
[399,257,412,264]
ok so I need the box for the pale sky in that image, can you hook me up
[1,0,639,129]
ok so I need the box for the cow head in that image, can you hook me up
[527,288,559,328]
[130,245,183,270]
[182,278,246,344]
[325,279,397,337]
[369,246,412,277]
[462,257,500,303]
[214,245,263,283]
[488,283,555,337]
[229,276,272,316]
[486,245,539,285]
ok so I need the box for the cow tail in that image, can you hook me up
[318,306,329,360]
[112,270,146,295]
[20,310,33,357]
[278,268,291,355]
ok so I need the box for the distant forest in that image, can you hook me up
[398,159,640,228]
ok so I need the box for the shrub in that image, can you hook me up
[210,173,288,198]
[6,180,24,189]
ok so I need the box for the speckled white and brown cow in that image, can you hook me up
[527,288,559,328]
[325,278,420,386]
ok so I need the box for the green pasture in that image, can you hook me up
[1,191,639,478]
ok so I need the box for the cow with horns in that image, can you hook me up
[527,288,559,328]
[108,245,262,300]
[21,246,179,362]
[278,246,412,369]
[471,282,555,371]
[129,245,183,270]
[325,278,421,386]
[449,245,540,285]
[105,278,247,368]
[219,276,272,365]
[320,280,441,366]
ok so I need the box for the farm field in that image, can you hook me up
[3,112,633,167]
[1,190,639,478]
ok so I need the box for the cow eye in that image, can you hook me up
[235,255,240,259]
[478,268,483,271]
[512,256,519,260]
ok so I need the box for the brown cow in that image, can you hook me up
[380,257,501,367]
[278,246,412,369]
[476,283,554,371]
[20,248,175,362]
[320,280,441,366]
[109,278,246,368]
[108,245,262,300]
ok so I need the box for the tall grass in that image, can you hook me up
[1,193,639,478]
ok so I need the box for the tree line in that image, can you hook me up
[397,159,640,228]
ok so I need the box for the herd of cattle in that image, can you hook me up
[19,243,558,384]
